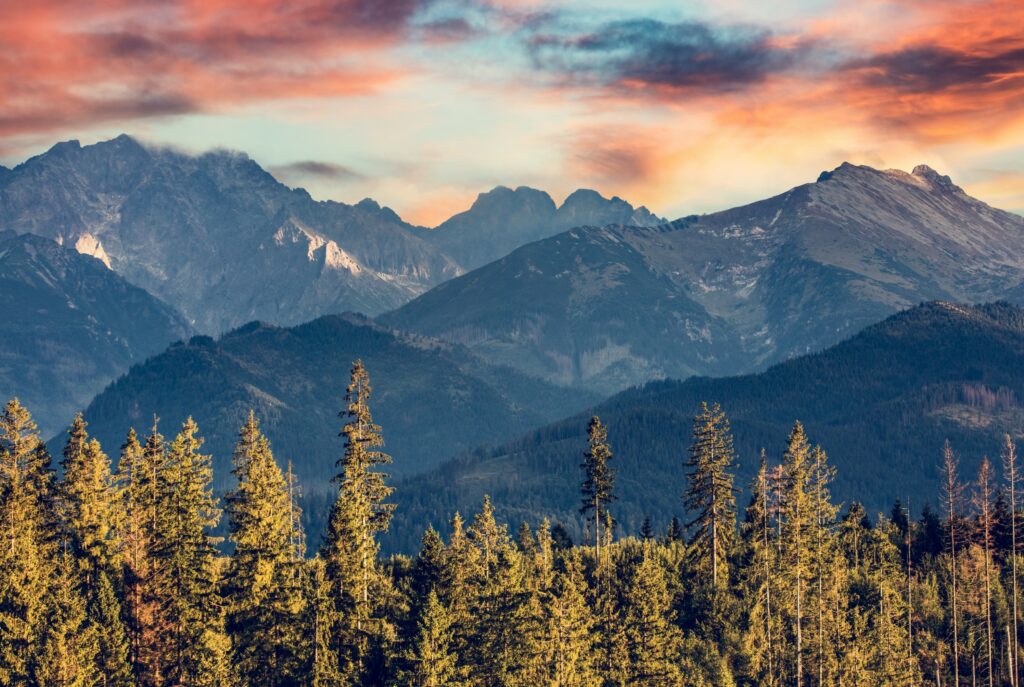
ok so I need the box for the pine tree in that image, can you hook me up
[545,549,597,687]
[0,399,57,685]
[148,417,223,686]
[623,545,683,686]
[685,402,738,592]
[34,547,100,687]
[974,457,997,687]
[223,411,306,686]
[1003,433,1022,687]
[944,440,965,687]
[580,416,615,561]
[60,415,122,580]
[398,590,459,687]
[781,421,813,687]
[90,569,134,687]
[304,556,341,687]
[739,452,777,685]
[120,421,168,685]
[322,360,396,686]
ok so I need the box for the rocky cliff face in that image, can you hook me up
[384,163,1024,393]
[0,135,461,332]
[0,231,190,434]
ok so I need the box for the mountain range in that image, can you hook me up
[384,163,1024,394]
[5,134,1024,553]
[0,135,661,334]
[0,231,189,434]
[386,301,1024,551]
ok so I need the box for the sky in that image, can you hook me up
[1,0,1023,225]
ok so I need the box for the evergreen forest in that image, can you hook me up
[5,360,1024,687]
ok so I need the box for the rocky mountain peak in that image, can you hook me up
[468,185,556,215]
[912,164,961,193]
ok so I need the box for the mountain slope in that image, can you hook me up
[421,185,664,271]
[384,164,1024,395]
[0,135,461,332]
[389,302,1024,551]
[79,314,597,493]
[0,231,190,434]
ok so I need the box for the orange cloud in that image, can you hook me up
[0,0,418,138]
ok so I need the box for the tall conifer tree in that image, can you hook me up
[148,417,223,686]
[685,401,738,591]
[580,416,615,560]
[60,415,122,580]
[322,360,395,686]
[0,399,57,684]
[223,411,306,686]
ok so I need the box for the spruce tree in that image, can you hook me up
[60,415,122,580]
[34,547,99,687]
[0,399,57,685]
[465,497,532,686]
[623,545,683,686]
[546,549,598,687]
[579,416,615,560]
[119,422,166,684]
[148,417,223,686]
[322,360,396,686]
[739,453,777,686]
[304,556,341,687]
[781,421,813,687]
[944,440,965,687]
[398,590,459,687]
[1003,433,1022,687]
[685,402,738,591]
[974,457,997,687]
[223,411,306,686]
[90,569,134,687]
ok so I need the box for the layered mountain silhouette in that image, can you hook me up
[385,163,1024,394]
[0,231,189,434]
[422,185,663,271]
[387,302,1024,551]
[77,313,596,492]
[0,135,660,334]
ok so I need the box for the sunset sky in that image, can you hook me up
[2,0,1023,225]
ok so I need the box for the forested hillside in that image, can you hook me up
[79,313,594,489]
[392,302,1024,549]
[2,360,1021,686]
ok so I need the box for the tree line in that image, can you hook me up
[2,361,1024,686]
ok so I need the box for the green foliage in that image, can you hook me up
[10,343,1024,686]
[223,412,306,686]
[685,401,737,591]
[321,360,396,686]
[579,416,615,556]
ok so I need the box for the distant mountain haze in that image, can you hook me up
[420,185,664,271]
[387,302,1024,551]
[77,313,598,494]
[0,231,190,435]
[384,163,1024,395]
